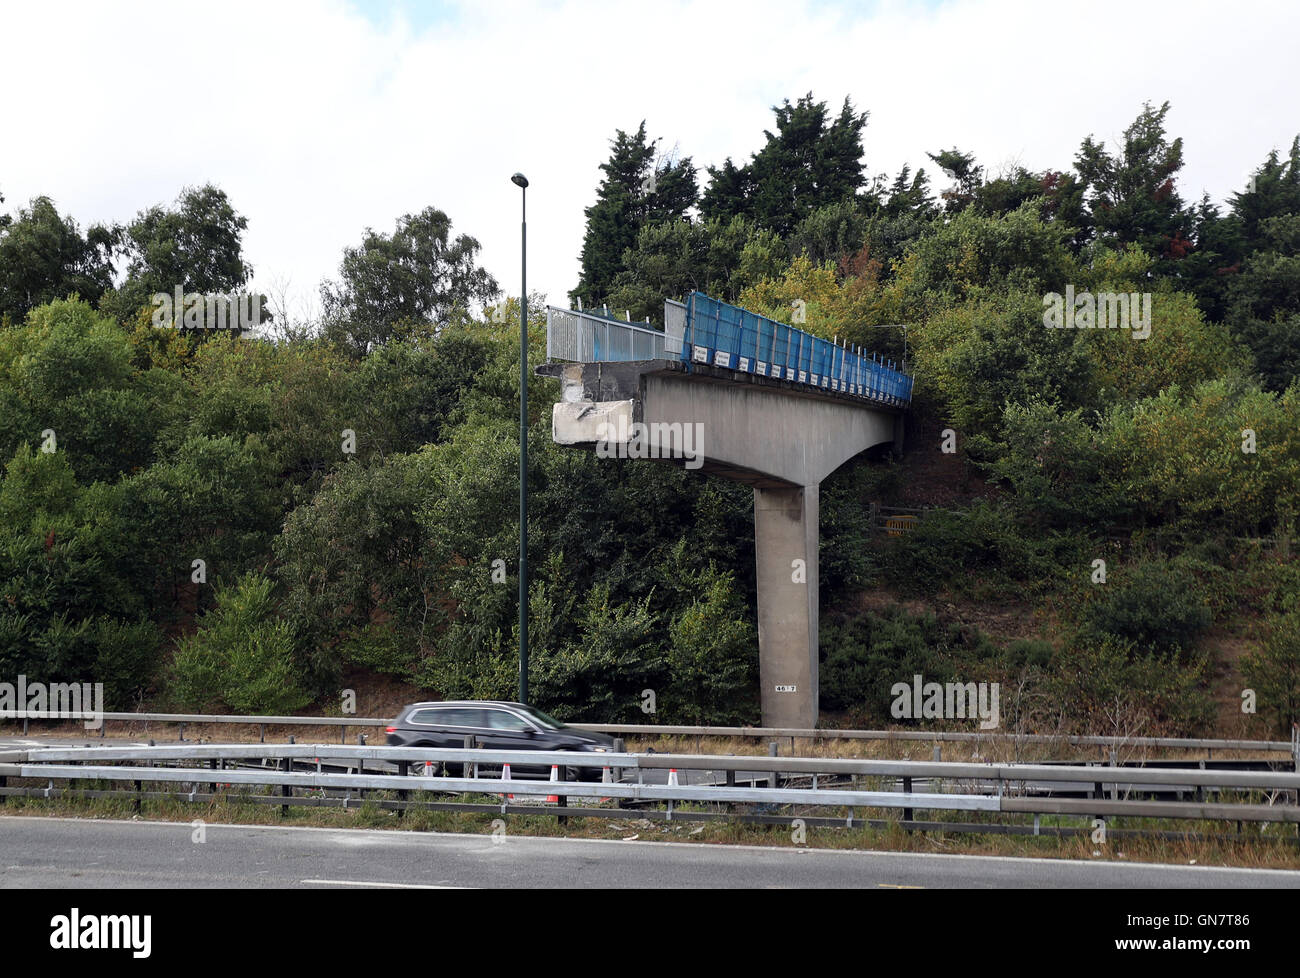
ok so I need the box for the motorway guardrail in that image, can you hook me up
[5,710,1294,757]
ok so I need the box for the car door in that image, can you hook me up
[478,708,547,776]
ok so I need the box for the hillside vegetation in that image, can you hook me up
[1,97,1297,738]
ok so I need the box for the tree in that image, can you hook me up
[663,564,756,723]
[1231,136,1300,250]
[570,123,697,307]
[1222,215,1300,391]
[0,298,162,484]
[698,157,751,223]
[788,199,870,268]
[321,205,498,356]
[604,214,785,322]
[0,196,117,322]
[1075,101,1192,271]
[702,94,869,238]
[101,184,252,322]
[928,147,983,214]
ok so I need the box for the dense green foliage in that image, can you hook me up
[2,94,1298,737]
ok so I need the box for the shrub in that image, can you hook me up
[1241,612,1300,734]
[1044,636,1215,735]
[878,501,1084,598]
[820,605,998,719]
[170,573,311,714]
[1073,557,1213,657]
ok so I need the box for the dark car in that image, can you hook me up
[385,700,618,781]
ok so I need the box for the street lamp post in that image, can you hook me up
[512,172,529,704]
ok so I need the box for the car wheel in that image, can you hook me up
[407,759,438,777]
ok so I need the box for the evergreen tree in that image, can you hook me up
[1075,101,1192,269]
[1231,136,1300,251]
[928,147,983,214]
[699,157,751,223]
[570,123,696,308]
[881,165,936,219]
[701,94,869,237]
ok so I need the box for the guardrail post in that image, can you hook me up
[464,735,476,779]
[22,717,28,736]
[613,738,624,781]
[133,779,142,813]
[259,724,265,744]
[178,722,185,743]
[280,755,291,816]
[933,744,941,762]
[396,759,409,818]
[209,758,217,796]
[902,776,914,830]
[340,724,346,745]
[768,741,779,789]
[0,774,6,806]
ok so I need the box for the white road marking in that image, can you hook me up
[301,878,467,889]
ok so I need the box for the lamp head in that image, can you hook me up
[511,172,529,189]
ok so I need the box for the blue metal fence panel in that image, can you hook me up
[682,292,911,406]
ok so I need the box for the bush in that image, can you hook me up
[820,605,999,719]
[878,501,1085,598]
[1073,557,1213,657]
[1043,636,1215,735]
[527,584,667,722]
[1241,612,1300,734]
[974,401,1121,528]
[663,565,757,724]
[170,573,311,714]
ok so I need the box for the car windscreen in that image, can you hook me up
[512,704,565,730]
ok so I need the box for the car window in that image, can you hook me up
[407,707,483,727]
[440,708,486,727]
[484,710,532,731]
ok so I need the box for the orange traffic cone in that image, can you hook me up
[546,764,560,803]
[502,762,513,800]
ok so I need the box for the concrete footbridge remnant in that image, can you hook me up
[537,292,913,727]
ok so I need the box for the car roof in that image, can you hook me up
[405,700,525,710]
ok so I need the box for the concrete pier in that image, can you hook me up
[540,358,902,727]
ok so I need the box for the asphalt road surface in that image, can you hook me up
[2,816,1298,888]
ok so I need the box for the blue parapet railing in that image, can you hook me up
[681,292,913,407]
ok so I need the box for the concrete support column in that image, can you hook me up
[753,484,819,728]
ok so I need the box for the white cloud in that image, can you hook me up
[3,0,1297,315]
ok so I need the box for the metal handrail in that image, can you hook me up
[545,306,669,363]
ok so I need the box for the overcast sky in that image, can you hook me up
[3,0,1297,319]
